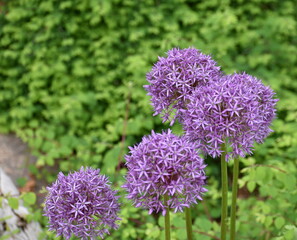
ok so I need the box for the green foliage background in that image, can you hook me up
[0,0,296,239]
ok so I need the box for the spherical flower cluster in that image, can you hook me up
[144,47,221,124]
[122,130,207,215]
[181,73,278,160]
[44,167,120,240]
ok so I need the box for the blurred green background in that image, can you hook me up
[0,0,296,239]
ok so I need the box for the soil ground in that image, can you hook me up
[0,134,46,205]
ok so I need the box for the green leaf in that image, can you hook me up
[92,215,100,221]
[255,166,266,182]
[274,217,285,229]
[284,175,296,191]
[22,192,36,205]
[16,177,27,187]
[46,130,55,140]
[45,156,55,166]
[158,215,165,228]
[175,228,186,240]
[145,223,160,238]
[283,225,297,240]
[247,181,256,193]
[102,146,121,174]
[262,204,271,214]
[195,217,212,232]
[265,216,273,227]
[172,216,184,228]
[8,197,19,210]
[284,229,295,240]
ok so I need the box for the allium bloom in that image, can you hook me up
[181,73,278,159]
[144,47,221,124]
[44,167,120,240]
[122,130,207,215]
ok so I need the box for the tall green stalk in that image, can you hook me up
[185,207,193,240]
[230,157,239,240]
[221,143,228,240]
[164,195,171,240]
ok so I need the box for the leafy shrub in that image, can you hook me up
[0,0,296,239]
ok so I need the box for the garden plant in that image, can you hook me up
[0,0,297,240]
[44,47,276,239]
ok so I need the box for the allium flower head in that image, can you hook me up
[122,129,207,215]
[181,72,278,160]
[44,167,120,240]
[144,47,221,124]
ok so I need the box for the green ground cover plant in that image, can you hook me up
[0,0,296,239]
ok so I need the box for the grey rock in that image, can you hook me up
[0,168,43,240]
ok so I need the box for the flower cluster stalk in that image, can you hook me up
[185,207,193,240]
[230,157,239,240]
[164,194,171,240]
[221,143,228,240]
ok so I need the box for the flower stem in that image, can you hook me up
[230,157,239,240]
[164,194,171,240]
[185,207,193,240]
[221,143,228,240]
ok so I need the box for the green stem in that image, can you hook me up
[230,157,239,240]
[185,207,193,240]
[221,143,228,240]
[164,195,171,240]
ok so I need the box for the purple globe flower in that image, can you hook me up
[122,130,207,215]
[181,72,278,160]
[144,47,221,124]
[44,167,120,240]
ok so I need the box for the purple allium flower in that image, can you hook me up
[181,73,278,160]
[44,167,120,240]
[144,47,221,124]
[122,129,207,215]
